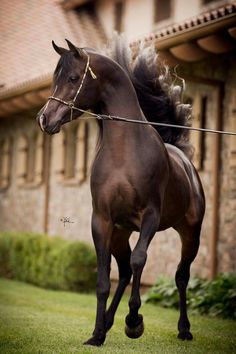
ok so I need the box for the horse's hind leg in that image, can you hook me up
[175,221,201,340]
[125,209,159,339]
[105,228,132,332]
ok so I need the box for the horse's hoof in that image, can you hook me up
[177,331,193,340]
[125,314,144,339]
[83,335,105,346]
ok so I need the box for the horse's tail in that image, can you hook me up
[110,35,193,159]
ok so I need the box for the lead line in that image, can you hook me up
[78,109,236,136]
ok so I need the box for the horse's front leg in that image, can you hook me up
[105,228,132,332]
[125,208,159,339]
[84,212,112,346]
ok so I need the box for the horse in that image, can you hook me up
[36,37,205,346]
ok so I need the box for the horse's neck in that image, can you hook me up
[100,77,146,148]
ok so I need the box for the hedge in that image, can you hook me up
[142,274,236,320]
[0,232,97,292]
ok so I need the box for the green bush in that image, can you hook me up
[143,274,236,320]
[0,232,97,292]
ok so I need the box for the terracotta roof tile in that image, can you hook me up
[0,0,106,98]
[131,3,236,47]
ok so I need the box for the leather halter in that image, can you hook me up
[42,52,236,136]
[48,51,97,121]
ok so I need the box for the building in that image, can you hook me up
[0,0,235,284]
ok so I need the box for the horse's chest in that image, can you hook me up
[108,176,140,205]
[92,172,142,213]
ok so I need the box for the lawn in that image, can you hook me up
[0,278,235,354]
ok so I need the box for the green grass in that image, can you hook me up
[0,279,235,354]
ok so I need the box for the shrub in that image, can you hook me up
[0,232,97,292]
[188,274,236,319]
[143,274,236,320]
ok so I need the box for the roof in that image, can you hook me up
[0,0,106,100]
[0,1,235,117]
[132,3,236,48]
[131,2,236,66]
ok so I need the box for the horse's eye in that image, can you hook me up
[69,76,79,83]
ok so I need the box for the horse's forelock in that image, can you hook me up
[54,52,74,85]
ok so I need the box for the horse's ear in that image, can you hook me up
[52,41,67,56]
[65,39,84,58]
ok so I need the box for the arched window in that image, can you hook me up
[53,130,65,181]
[189,94,207,171]
[154,0,172,23]
[114,1,124,33]
[34,132,44,184]
[53,120,89,183]
[75,120,89,183]
[0,137,11,189]
[230,88,236,167]
[64,125,78,180]
[16,135,28,186]
[16,132,44,186]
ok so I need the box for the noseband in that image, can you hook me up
[48,51,97,121]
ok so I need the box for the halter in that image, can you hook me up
[41,51,236,137]
[47,51,97,121]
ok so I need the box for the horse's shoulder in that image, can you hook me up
[165,143,195,179]
[165,144,191,166]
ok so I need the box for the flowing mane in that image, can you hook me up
[109,35,193,158]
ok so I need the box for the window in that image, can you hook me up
[34,133,44,184]
[64,127,77,179]
[202,0,221,4]
[62,0,94,11]
[75,120,89,182]
[154,0,171,23]
[230,88,236,167]
[16,135,28,186]
[190,94,207,170]
[0,137,11,189]
[53,131,65,181]
[16,133,44,186]
[114,1,124,32]
[54,120,89,183]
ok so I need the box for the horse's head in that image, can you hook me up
[36,40,100,134]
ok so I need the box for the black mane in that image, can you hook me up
[109,36,193,158]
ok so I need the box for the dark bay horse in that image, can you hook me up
[37,38,205,346]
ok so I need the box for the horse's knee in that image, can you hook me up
[96,282,110,301]
[175,260,191,285]
[119,264,132,282]
[130,250,147,273]
[175,270,189,286]
[121,273,132,287]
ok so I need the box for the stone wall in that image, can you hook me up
[217,59,236,273]
[47,120,97,244]
[180,52,236,278]
[0,53,235,285]
[0,113,45,234]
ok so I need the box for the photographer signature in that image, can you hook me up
[60,217,75,227]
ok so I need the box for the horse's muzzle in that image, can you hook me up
[37,113,46,132]
[36,112,61,135]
